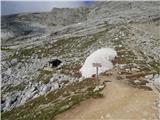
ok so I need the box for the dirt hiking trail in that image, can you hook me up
[56,70,159,120]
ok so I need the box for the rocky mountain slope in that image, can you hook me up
[1,1,160,120]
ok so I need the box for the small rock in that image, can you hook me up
[41,85,51,94]
[131,68,140,72]
[118,44,123,47]
[93,84,105,92]
[11,58,18,66]
[105,114,111,118]
[50,77,55,82]
[100,115,104,119]
[6,68,12,75]
[145,74,154,79]
[134,80,140,83]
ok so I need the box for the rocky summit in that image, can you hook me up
[1,1,160,120]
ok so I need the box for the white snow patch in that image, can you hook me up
[80,48,117,78]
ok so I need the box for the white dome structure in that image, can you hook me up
[80,48,117,78]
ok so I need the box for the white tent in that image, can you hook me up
[80,48,117,78]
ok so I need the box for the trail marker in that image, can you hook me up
[92,63,102,80]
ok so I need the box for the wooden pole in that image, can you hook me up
[92,63,102,81]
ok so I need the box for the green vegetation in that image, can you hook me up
[80,38,97,49]
[1,47,13,51]
[16,30,106,60]
[4,54,17,61]
[60,63,81,77]
[2,78,104,120]
[80,31,106,50]
[2,81,27,94]
[3,29,108,62]
[4,47,36,61]
[148,60,160,74]
[37,69,53,84]
[48,23,57,26]
[115,46,137,64]
[110,25,137,64]
[110,25,159,75]
[20,48,35,57]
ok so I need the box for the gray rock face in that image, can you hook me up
[93,84,105,92]
[146,74,160,92]
[41,85,51,94]
[1,1,160,112]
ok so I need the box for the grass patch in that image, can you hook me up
[148,61,160,74]
[37,69,53,84]
[1,47,13,51]
[20,48,35,57]
[4,54,17,61]
[4,30,107,62]
[80,30,107,49]
[116,47,137,64]
[4,47,36,61]
[2,81,27,94]
[1,78,103,120]
[60,63,81,78]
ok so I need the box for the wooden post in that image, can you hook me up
[92,63,102,81]
[96,66,98,81]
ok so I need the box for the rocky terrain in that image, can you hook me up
[1,1,160,120]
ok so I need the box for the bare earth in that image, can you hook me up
[56,70,159,120]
